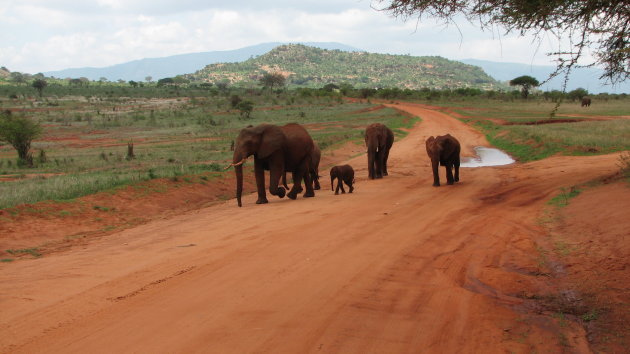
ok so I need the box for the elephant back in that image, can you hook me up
[281,123,314,170]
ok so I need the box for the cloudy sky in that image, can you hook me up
[1,0,592,74]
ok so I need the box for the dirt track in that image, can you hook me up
[0,102,623,353]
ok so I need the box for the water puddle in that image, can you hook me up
[461,147,515,168]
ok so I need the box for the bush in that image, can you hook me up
[0,110,42,167]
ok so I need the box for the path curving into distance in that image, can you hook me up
[0,102,621,353]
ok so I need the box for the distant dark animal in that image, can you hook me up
[330,165,355,195]
[425,134,461,187]
[365,123,394,179]
[581,96,591,107]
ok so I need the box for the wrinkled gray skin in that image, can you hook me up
[365,123,394,179]
[581,96,592,107]
[425,134,461,187]
[330,165,355,195]
[233,123,314,207]
[283,141,321,191]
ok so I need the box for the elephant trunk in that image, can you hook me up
[331,175,335,191]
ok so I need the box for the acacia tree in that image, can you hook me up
[259,72,286,91]
[32,79,48,97]
[0,110,42,167]
[509,75,539,99]
[376,0,629,85]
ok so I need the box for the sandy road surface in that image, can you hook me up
[0,103,621,353]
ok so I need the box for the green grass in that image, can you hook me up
[468,116,630,162]
[6,248,41,258]
[547,187,582,208]
[1,89,413,209]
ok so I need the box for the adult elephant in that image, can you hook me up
[425,134,461,187]
[228,123,315,207]
[282,141,321,191]
[365,123,394,179]
[581,96,592,107]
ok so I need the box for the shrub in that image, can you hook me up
[0,110,42,167]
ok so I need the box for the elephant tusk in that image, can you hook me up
[224,157,248,170]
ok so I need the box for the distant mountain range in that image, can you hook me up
[38,42,628,93]
[461,59,629,94]
[186,44,501,90]
[42,42,361,82]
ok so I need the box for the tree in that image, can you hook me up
[145,76,153,82]
[377,0,629,85]
[157,77,174,87]
[0,110,42,167]
[129,80,138,88]
[509,75,539,99]
[259,72,286,91]
[32,79,48,97]
[10,72,26,85]
[568,88,589,102]
[236,101,254,118]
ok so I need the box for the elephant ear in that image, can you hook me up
[258,125,285,158]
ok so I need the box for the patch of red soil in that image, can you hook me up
[548,179,630,351]
[0,172,256,256]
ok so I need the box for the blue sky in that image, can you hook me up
[1,0,594,74]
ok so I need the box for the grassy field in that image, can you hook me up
[0,88,414,209]
[1,83,628,209]
[438,99,630,161]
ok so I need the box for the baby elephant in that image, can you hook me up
[330,165,355,195]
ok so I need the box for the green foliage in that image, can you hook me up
[509,75,539,99]
[567,88,589,101]
[259,72,286,90]
[32,79,48,97]
[0,110,42,165]
[188,44,502,90]
[379,0,629,84]
[236,100,254,118]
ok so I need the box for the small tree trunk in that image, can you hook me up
[126,141,135,160]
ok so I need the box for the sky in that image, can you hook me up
[0,0,596,74]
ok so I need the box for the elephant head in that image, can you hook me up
[231,124,286,207]
[425,134,460,187]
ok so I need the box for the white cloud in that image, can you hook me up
[0,1,595,74]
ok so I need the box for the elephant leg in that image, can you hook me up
[339,179,346,194]
[348,180,354,193]
[445,164,454,185]
[335,178,341,195]
[268,159,286,198]
[375,149,384,179]
[288,166,309,200]
[312,170,320,190]
[254,159,269,204]
[282,172,290,190]
[454,156,460,182]
[367,149,375,179]
[382,147,390,176]
[431,159,440,187]
[302,161,315,198]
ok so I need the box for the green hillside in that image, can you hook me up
[186,44,504,90]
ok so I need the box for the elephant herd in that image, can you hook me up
[226,122,461,207]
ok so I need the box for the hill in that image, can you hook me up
[42,42,361,82]
[187,44,502,90]
[461,59,630,94]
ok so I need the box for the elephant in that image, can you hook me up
[581,96,591,107]
[228,123,315,207]
[330,165,355,195]
[282,141,321,191]
[425,134,461,187]
[365,123,394,179]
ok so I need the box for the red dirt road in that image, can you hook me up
[0,103,624,353]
